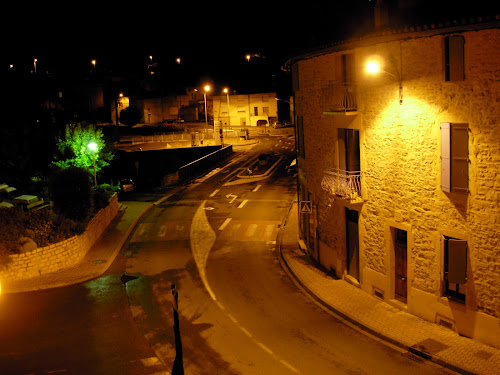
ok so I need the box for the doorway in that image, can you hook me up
[394,228,407,302]
[346,209,359,280]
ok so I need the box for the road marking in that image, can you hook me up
[244,223,257,237]
[209,189,219,197]
[252,185,261,192]
[241,327,252,338]
[158,225,167,237]
[258,343,273,355]
[238,199,248,208]
[219,218,232,230]
[280,360,300,373]
[226,193,237,203]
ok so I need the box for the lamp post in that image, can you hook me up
[223,88,231,144]
[91,59,96,74]
[204,85,210,140]
[88,142,98,186]
[366,59,403,104]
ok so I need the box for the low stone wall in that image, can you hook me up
[0,194,119,281]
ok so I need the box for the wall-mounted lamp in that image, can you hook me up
[366,59,403,105]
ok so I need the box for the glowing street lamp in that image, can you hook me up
[33,58,37,74]
[204,85,210,139]
[91,59,96,73]
[88,142,98,186]
[366,59,403,104]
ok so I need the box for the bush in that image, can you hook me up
[0,207,26,253]
[93,184,113,211]
[50,166,93,222]
[49,214,86,243]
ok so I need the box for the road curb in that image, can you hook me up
[275,201,474,375]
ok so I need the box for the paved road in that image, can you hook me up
[124,135,453,374]
[0,134,454,374]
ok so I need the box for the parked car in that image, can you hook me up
[113,179,135,194]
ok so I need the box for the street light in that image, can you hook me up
[204,85,210,139]
[365,58,403,104]
[91,59,96,74]
[88,142,98,186]
[223,88,231,141]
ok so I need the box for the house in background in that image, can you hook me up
[212,92,278,128]
[285,10,499,348]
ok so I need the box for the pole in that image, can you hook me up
[92,151,97,186]
[171,284,184,374]
[204,93,208,140]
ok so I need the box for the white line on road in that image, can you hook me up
[226,193,237,203]
[209,189,220,197]
[238,199,248,208]
[219,218,232,230]
[280,360,300,373]
[252,185,261,192]
[258,343,273,355]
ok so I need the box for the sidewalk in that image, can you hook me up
[3,201,153,294]
[278,202,500,375]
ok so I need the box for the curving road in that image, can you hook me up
[0,135,454,375]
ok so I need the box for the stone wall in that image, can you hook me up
[293,24,499,346]
[0,194,119,281]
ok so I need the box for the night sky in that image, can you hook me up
[3,1,498,92]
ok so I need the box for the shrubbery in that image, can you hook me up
[0,168,114,269]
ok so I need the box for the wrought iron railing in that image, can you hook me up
[321,169,362,201]
[320,82,357,113]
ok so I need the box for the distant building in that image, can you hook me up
[285,13,499,348]
[212,92,278,128]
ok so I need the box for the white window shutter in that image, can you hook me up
[441,123,451,192]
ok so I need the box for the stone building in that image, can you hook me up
[285,16,499,348]
[212,92,278,128]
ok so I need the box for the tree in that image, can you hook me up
[119,106,142,126]
[50,166,93,222]
[52,123,114,178]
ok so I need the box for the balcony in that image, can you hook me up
[321,169,362,202]
[320,82,357,114]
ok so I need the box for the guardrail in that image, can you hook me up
[178,145,233,180]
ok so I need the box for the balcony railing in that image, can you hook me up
[320,82,357,113]
[321,169,362,201]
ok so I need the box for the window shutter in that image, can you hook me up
[447,239,467,284]
[448,35,465,81]
[441,123,451,192]
[451,123,469,193]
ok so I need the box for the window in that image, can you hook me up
[254,107,259,116]
[263,107,269,115]
[444,35,465,81]
[442,236,467,302]
[338,129,360,172]
[441,123,468,193]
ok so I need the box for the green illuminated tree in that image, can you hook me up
[52,123,114,177]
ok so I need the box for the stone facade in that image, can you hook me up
[288,19,499,348]
[0,194,118,281]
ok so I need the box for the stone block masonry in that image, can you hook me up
[0,194,118,281]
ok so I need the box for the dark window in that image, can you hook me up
[443,236,467,302]
[338,129,360,172]
[444,35,465,82]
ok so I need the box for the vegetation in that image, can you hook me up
[52,123,114,179]
[119,106,142,126]
[50,166,93,222]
